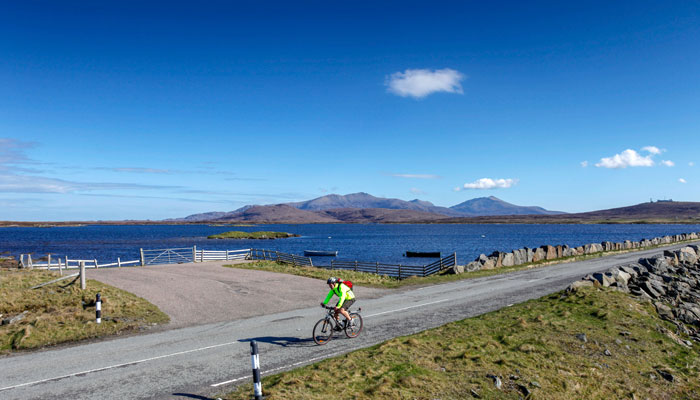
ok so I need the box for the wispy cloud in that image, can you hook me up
[0,173,181,194]
[410,187,425,195]
[0,138,37,164]
[595,149,655,169]
[660,160,675,167]
[97,167,171,174]
[690,162,695,167]
[580,161,589,168]
[641,146,663,155]
[456,178,517,191]
[391,173,441,179]
[679,178,687,184]
[386,68,465,99]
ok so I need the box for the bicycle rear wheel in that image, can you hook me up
[344,313,363,338]
[313,318,334,345]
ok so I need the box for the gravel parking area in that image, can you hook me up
[90,261,388,328]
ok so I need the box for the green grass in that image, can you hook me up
[225,238,700,289]
[207,231,299,239]
[221,286,700,400]
[0,269,169,353]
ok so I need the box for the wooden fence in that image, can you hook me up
[19,254,140,271]
[19,247,458,280]
[322,252,457,279]
[248,248,313,267]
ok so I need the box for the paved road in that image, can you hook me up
[88,260,387,328]
[1,243,695,400]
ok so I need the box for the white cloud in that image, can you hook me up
[679,178,687,184]
[386,68,465,99]
[660,160,675,167]
[410,187,425,195]
[457,178,517,190]
[580,161,588,168]
[392,173,440,179]
[690,162,695,167]
[641,146,662,155]
[595,149,655,169]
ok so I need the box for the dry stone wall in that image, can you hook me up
[457,232,699,274]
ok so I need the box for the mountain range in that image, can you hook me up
[175,193,564,223]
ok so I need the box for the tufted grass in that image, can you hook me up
[0,269,169,353]
[221,286,700,399]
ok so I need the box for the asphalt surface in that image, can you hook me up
[1,242,696,400]
[87,260,387,327]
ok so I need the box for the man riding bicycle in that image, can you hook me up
[321,277,355,330]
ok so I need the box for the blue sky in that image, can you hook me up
[1,1,699,220]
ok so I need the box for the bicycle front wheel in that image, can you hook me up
[344,313,363,338]
[313,318,334,345]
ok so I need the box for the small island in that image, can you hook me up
[207,231,299,240]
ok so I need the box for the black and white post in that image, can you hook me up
[96,293,102,324]
[250,340,262,400]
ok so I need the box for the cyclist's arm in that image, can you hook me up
[322,289,334,305]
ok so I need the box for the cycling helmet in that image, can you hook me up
[327,277,339,285]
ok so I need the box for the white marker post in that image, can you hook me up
[250,340,262,400]
[96,293,102,324]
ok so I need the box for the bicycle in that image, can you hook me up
[313,305,363,345]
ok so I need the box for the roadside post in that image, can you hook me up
[80,261,86,289]
[96,293,102,324]
[251,340,263,400]
[140,248,145,266]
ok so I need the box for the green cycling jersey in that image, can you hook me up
[323,282,355,308]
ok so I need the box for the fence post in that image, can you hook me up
[94,258,99,269]
[376,262,379,274]
[80,261,86,290]
[192,246,197,263]
[226,250,230,261]
[309,257,313,267]
[140,248,145,266]
[398,264,402,279]
[200,249,204,263]
[28,254,33,269]
[96,293,102,324]
[47,254,51,270]
[355,260,358,272]
[118,257,121,268]
[454,252,457,268]
[251,340,263,400]
[58,257,63,276]
[20,254,25,269]
[276,251,280,263]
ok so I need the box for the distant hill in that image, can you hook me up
[174,193,565,224]
[437,201,700,224]
[319,208,449,223]
[287,192,462,216]
[450,196,564,216]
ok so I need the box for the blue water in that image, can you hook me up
[2,224,699,266]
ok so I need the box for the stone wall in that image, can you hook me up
[456,232,699,274]
[568,245,700,344]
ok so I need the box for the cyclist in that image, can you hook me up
[321,277,355,330]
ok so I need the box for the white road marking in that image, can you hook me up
[0,340,241,392]
[365,299,451,318]
[211,350,347,387]
[211,299,453,388]
[4,298,453,392]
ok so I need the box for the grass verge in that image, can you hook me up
[225,239,700,289]
[0,269,169,353]
[221,286,700,399]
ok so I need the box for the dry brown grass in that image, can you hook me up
[222,287,700,399]
[0,268,169,353]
